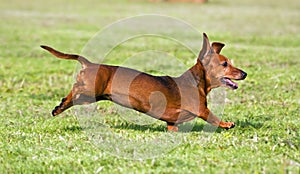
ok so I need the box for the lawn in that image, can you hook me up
[0,0,299,173]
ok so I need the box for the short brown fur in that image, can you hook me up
[41,33,247,132]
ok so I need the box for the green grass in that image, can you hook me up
[1,0,300,173]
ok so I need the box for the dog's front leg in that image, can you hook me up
[198,109,235,129]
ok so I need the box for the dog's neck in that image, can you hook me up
[180,61,213,94]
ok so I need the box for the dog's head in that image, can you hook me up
[198,33,247,90]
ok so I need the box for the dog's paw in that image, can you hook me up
[220,121,235,129]
[167,125,179,132]
[52,106,60,116]
[226,122,235,129]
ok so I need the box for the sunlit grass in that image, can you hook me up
[0,0,299,173]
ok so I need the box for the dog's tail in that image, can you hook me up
[40,45,92,68]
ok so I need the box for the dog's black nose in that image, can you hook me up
[241,71,247,79]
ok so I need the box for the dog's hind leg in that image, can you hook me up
[52,81,98,116]
[52,91,74,116]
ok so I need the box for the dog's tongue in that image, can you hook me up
[225,78,238,89]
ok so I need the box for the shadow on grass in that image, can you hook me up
[113,122,166,132]
[110,120,264,133]
[235,120,264,129]
[63,125,83,132]
[111,122,226,133]
[57,118,263,133]
[188,124,224,133]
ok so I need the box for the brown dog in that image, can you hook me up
[41,33,246,132]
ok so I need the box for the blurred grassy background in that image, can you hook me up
[0,0,299,173]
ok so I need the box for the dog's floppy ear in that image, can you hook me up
[212,42,225,54]
[198,33,211,61]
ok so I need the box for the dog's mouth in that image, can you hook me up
[221,77,238,90]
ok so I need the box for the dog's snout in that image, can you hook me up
[241,71,247,79]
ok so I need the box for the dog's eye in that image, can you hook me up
[222,61,228,67]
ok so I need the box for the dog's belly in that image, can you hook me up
[158,109,196,124]
[110,94,196,124]
[110,88,197,124]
